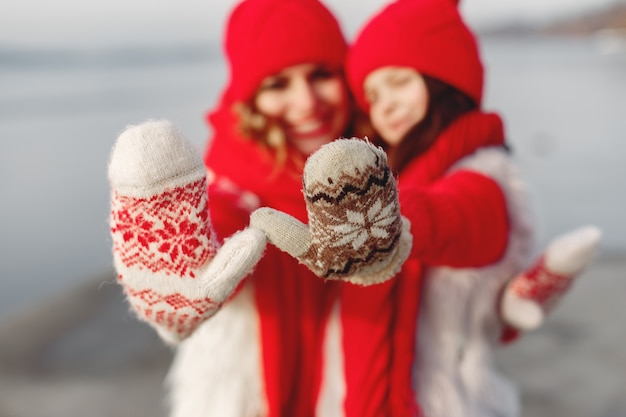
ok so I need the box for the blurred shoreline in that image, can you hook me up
[1,255,625,417]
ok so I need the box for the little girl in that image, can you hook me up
[343,0,599,416]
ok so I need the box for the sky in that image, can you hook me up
[0,0,620,50]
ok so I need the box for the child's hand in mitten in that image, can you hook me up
[250,138,412,286]
[500,225,601,334]
[109,120,266,344]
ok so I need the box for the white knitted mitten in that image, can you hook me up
[250,138,412,285]
[501,225,602,331]
[109,120,266,344]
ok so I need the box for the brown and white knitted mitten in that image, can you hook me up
[250,138,412,285]
[109,120,266,344]
[500,225,601,331]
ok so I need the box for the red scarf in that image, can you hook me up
[204,91,337,417]
[339,111,507,416]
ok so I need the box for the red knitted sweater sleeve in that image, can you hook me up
[399,169,509,267]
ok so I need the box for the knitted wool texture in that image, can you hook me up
[109,120,266,344]
[251,138,412,285]
[346,0,484,110]
[224,0,347,103]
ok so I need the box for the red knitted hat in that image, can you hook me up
[346,0,484,110]
[224,0,348,104]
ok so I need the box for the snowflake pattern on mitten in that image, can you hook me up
[111,179,215,277]
[111,177,222,339]
[251,139,412,285]
[303,155,404,278]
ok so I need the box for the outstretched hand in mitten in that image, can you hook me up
[109,120,266,344]
[500,225,602,335]
[250,138,412,285]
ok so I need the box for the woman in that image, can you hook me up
[167,0,369,416]
[108,0,373,414]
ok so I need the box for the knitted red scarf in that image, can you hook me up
[204,92,338,417]
[339,110,507,416]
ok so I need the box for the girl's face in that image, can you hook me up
[364,67,429,147]
[254,63,351,156]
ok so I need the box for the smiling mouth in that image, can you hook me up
[290,119,330,139]
[389,118,413,132]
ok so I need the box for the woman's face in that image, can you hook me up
[254,63,350,156]
[364,67,429,147]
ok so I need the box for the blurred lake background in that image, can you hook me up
[1,5,626,415]
[1,33,624,318]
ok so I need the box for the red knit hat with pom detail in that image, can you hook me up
[224,0,348,104]
[346,0,484,110]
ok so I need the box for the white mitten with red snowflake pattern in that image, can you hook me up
[109,120,266,344]
[500,225,601,331]
[250,138,412,286]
